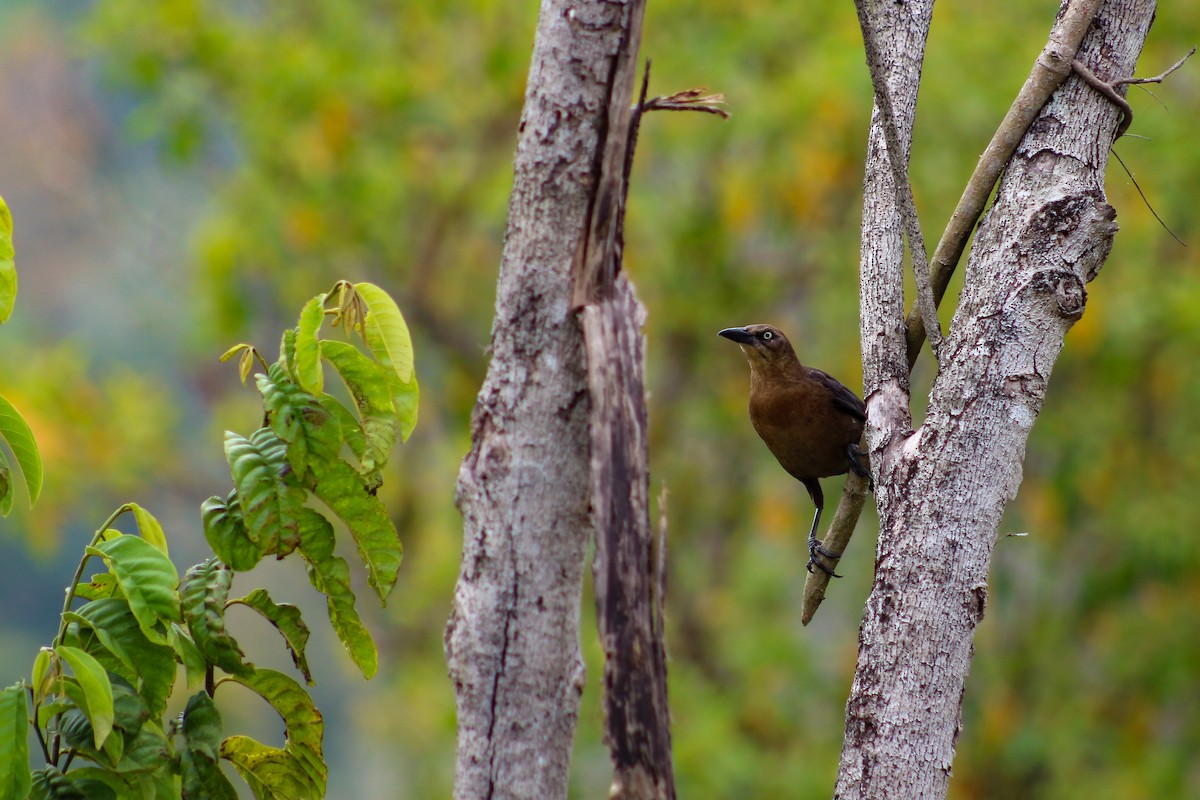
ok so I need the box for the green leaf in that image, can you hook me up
[392,374,419,444]
[56,707,113,768]
[55,646,114,750]
[113,718,170,776]
[180,558,251,678]
[309,457,402,603]
[318,394,362,461]
[89,535,180,645]
[181,692,239,800]
[0,456,9,516]
[49,768,128,800]
[108,675,151,738]
[224,428,304,556]
[0,683,31,800]
[182,691,222,761]
[68,597,176,717]
[320,340,399,476]
[297,510,376,678]
[35,701,71,731]
[0,194,15,324]
[56,705,93,746]
[31,648,53,703]
[72,573,120,602]
[217,669,326,799]
[280,326,297,374]
[350,282,419,442]
[202,491,263,571]
[29,767,87,800]
[169,623,208,691]
[229,589,312,684]
[293,295,325,395]
[257,364,338,477]
[356,282,414,383]
[0,393,42,511]
[220,343,262,386]
[126,503,169,556]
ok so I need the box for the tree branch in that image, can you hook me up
[903,0,1103,369]
[1072,45,1194,139]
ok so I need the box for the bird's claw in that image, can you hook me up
[806,555,842,578]
[807,539,843,578]
[848,444,875,491]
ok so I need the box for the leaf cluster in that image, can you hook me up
[0,194,43,519]
[210,280,416,671]
[0,282,417,799]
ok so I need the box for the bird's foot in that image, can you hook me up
[848,444,875,491]
[806,537,843,578]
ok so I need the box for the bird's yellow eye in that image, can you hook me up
[761,330,773,341]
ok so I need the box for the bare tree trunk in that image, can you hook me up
[445,1,646,797]
[838,0,1153,797]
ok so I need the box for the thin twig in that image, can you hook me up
[28,684,53,763]
[1070,48,1194,243]
[1113,45,1195,87]
[851,0,943,360]
[1110,149,1186,246]
[800,470,871,625]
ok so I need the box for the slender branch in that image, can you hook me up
[28,684,53,763]
[1113,45,1195,87]
[1110,149,1186,246]
[903,0,1104,369]
[800,472,870,625]
[1073,46,1195,141]
[851,0,942,359]
[1071,47,1194,243]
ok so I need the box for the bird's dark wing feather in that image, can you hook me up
[807,368,867,422]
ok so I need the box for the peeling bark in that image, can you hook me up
[571,2,676,795]
[582,281,674,800]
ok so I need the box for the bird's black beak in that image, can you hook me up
[718,327,755,345]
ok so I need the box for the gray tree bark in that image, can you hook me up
[838,0,1154,797]
[444,1,647,798]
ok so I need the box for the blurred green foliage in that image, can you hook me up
[0,0,1196,796]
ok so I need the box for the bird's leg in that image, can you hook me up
[802,480,842,577]
[847,443,874,491]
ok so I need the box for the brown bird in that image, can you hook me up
[719,323,870,576]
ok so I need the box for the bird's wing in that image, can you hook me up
[808,368,867,422]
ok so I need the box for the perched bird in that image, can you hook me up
[719,323,870,576]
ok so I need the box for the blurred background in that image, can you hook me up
[1,0,1198,797]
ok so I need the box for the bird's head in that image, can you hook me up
[718,324,798,372]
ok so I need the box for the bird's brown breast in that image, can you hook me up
[748,374,864,481]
